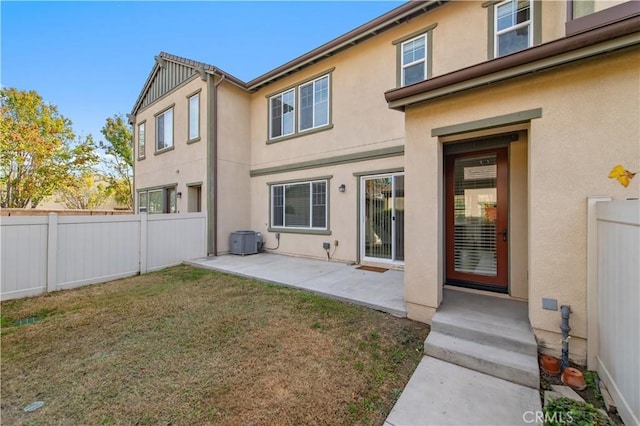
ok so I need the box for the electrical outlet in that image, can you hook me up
[334,240,339,247]
[275,233,280,240]
[322,242,330,250]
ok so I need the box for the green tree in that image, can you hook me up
[0,88,98,208]
[99,115,133,209]
[56,172,112,209]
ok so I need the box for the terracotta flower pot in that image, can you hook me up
[540,355,561,376]
[561,367,587,390]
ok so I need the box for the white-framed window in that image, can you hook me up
[141,186,177,214]
[268,73,332,141]
[148,189,164,213]
[138,191,148,213]
[270,180,327,230]
[494,0,532,57]
[156,107,174,151]
[188,93,199,141]
[401,34,427,86]
[137,121,146,159]
[299,75,329,132]
[269,89,295,139]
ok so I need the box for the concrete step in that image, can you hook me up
[431,308,538,356]
[425,331,540,389]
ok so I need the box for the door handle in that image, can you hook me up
[500,228,508,242]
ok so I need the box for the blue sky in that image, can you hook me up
[1,1,403,143]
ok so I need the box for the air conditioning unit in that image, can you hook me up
[229,231,262,255]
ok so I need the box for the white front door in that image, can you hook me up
[360,174,404,264]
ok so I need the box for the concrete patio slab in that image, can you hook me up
[186,253,406,317]
[386,356,542,426]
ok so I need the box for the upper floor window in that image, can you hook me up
[494,0,532,57]
[188,92,200,142]
[270,89,295,139]
[156,107,174,152]
[268,72,332,142]
[299,76,329,132]
[137,121,146,159]
[270,180,327,230]
[401,34,427,86]
[566,1,637,36]
[393,24,436,87]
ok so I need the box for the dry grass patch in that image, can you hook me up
[1,265,428,425]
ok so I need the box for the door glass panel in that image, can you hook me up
[167,188,177,214]
[394,176,405,261]
[363,175,404,262]
[453,155,498,276]
[364,177,392,260]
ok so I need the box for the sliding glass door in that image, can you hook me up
[361,174,404,263]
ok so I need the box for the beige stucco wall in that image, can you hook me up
[134,75,253,254]
[402,47,640,362]
[250,156,404,263]
[247,14,412,261]
[430,1,487,74]
[216,80,252,253]
[244,1,581,263]
[510,137,528,300]
[540,1,567,44]
[428,1,568,76]
[134,76,208,214]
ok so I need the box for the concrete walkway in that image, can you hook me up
[187,253,542,425]
[186,253,406,317]
[385,356,542,426]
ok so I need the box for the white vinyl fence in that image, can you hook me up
[1,212,206,301]
[587,198,639,426]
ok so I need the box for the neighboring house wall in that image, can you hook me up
[134,75,209,216]
[132,58,251,255]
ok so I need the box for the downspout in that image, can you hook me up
[560,305,572,370]
[206,71,226,256]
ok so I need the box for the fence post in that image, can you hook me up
[46,213,58,293]
[140,212,148,275]
[586,195,611,370]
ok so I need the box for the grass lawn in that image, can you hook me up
[1,265,428,425]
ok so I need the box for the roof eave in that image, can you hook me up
[246,0,446,91]
[385,14,640,111]
[130,52,249,116]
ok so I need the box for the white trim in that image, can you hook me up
[268,88,296,140]
[270,179,328,231]
[494,0,533,58]
[137,121,146,159]
[401,33,428,86]
[298,74,330,133]
[188,92,200,141]
[155,107,174,151]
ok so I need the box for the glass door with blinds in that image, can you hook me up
[361,174,404,264]
[445,149,508,290]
